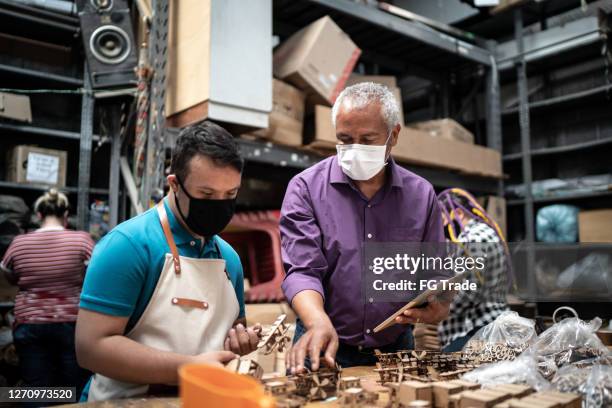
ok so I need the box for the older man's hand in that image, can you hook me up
[287,319,338,374]
[394,296,450,325]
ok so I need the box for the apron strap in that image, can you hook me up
[156,201,181,275]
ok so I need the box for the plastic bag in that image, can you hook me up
[463,311,537,360]
[551,362,612,408]
[462,355,550,391]
[526,317,610,379]
[536,204,579,243]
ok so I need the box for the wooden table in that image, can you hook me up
[57,366,384,407]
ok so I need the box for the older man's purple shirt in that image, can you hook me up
[280,155,445,348]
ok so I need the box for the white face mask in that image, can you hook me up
[336,132,392,181]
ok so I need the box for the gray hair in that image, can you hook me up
[331,82,400,131]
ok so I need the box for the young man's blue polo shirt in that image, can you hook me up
[80,197,245,332]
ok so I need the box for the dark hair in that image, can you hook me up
[34,189,69,218]
[170,121,244,182]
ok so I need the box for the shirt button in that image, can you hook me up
[358,345,363,351]
[366,329,371,334]
[190,241,196,246]
[369,297,374,303]
[367,233,372,239]
[367,204,372,208]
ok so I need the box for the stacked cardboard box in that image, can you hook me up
[6,145,67,187]
[478,196,507,239]
[306,105,502,178]
[409,119,474,144]
[274,16,361,106]
[578,209,612,242]
[249,79,306,147]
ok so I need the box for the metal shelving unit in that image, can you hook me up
[507,189,612,206]
[501,1,612,241]
[0,1,101,231]
[266,0,504,195]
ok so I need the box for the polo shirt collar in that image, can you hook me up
[162,197,217,254]
[330,154,403,189]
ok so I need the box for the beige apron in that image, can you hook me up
[88,201,240,401]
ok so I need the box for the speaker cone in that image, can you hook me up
[89,25,131,65]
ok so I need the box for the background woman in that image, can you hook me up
[0,189,94,395]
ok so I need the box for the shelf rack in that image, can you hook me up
[0,1,98,230]
[268,0,503,195]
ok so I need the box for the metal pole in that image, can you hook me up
[485,40,504,197]
[515,9,535,243]
[142,0,169,208]
[108,105,122,228]
[515,8,537,302]
[77,63,94,231]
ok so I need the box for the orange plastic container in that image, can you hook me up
[179,364,275,408]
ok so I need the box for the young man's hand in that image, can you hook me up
[190,350,237,367]
[224,323,262,355]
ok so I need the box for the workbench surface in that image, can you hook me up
[57,366,385,407]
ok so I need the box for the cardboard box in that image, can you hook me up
[393,127,503,178]
[250,79,305,147]
[345,73,397,89]
[310,106,502,178]
[306,105,337,150]
[578,209,612,242]
[6,145,67,187]
[478,196,507,239]
[165,0,272,129]
[273,16,361,106]
[0,92,32,123]
[409,119,474,144]
[344,74,405,125]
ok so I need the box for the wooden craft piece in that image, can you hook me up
[373,274,464,333]
[290,362,341,401]
[460,389,511,408]
[225,358,263,380]
[432,381,463,408]
[257,313,291,355]
[397,381,433,404]
[338,387,378,407]
[536,391,581,408]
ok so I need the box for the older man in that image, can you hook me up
[281,82,450,372]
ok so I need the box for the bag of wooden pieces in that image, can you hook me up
[463,311,537,362]
[462,355,549,391]
[527,317,609,379]
[551,359,611,408]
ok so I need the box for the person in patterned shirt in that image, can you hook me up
[436,188,511,352]
[1,189,94,395]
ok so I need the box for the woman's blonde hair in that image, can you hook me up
[34,189,69,218]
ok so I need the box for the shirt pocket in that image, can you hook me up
[388,227,421,242]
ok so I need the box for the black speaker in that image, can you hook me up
[78,0,138,88]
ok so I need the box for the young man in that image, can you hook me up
[76,121,260,401]
[281,83,451,372]
[436,188,510,352]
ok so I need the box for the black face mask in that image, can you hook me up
[175,177,236,238]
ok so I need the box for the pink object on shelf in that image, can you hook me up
[221,211,286,303]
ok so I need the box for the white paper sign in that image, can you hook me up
[26,152,60,184]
